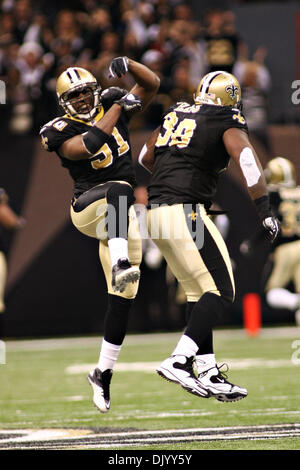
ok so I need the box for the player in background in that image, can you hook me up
[240,157,300,325]
[40,57,160,413]
[139,70,280,402]
[0,188,25,335]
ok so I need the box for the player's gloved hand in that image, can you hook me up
[262,216,280,243]
[114,93,142,112]
[109,56,129,78]
[100,86,128,103]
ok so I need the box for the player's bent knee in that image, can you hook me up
[106,182,135,208]
[201,291,233,320]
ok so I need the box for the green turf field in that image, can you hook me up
[0,327,300,450]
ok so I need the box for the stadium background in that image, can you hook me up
[0,0,299,337]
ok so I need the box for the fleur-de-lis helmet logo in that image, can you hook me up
[225,84,239,100]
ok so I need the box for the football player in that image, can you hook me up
[40,57,160,413]
[139,70,280,402]
[241,157,300,325]
[0,188,25,317]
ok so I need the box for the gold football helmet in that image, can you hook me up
[194,71,242,109]
[56,67,101,120]
[264,157,296,187]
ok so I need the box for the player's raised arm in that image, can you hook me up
[223,127,280,242]
[49,58,159,162]
[59,94,141,161]
[109,57,160,110]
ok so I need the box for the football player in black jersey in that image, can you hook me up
[40,57,160,413]
[241,157,300,325]
[139,70,280,402]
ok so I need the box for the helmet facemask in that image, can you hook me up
[60,83,101,121]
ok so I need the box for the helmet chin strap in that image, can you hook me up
[71,106,98,121]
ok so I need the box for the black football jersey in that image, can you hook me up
[147,102,248,206]
[269,186,300,248]
[39,88,136,197]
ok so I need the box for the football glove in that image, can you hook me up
[262,216,280,243]
[109,56,129,78]
[100,87,128,109]
[100,86,128,103]
[114,93,142,112]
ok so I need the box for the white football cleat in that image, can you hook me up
[156,355,209,398]
[196,363,248,402]
[87,368,112,413]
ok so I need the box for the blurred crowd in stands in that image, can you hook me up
[0,0,271,141]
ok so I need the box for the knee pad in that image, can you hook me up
[106,183,135,210]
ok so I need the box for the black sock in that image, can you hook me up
[184,293,231,349]
[103,294,133,345]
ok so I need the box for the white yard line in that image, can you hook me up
[4,326,300,352]
[65,357,296,375]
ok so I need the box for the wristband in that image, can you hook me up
[253,195,272,221]
[82,127,110,155]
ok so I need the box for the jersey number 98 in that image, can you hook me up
[156,112,197,149]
